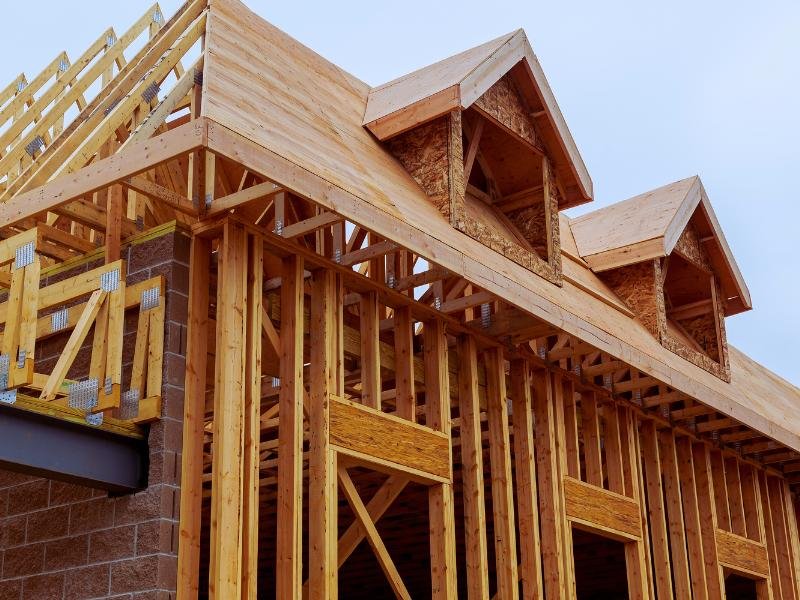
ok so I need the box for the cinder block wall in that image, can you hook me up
[0,227,190,600]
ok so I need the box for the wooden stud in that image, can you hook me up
[485,347,519,600]
[276,252,305,600]
[209,221,247,599]
[581,391,603,488]
[177,235,211,600]
[640,420,674,599]
[393,305,415,421]
[360,290,381,409]
[308,268,339,600]
[664,432,702,598]
[534,369,573,600]
[457,334,490,599]
[425,319,458,600]
[510,359,544,600]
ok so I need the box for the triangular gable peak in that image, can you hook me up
[369,32,592,286]
[571,176,751,381]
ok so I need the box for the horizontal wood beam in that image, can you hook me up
[0,118,207,228]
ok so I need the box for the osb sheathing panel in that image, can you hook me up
[673,222,712,271]
[599,260,662,337]
[387,116,453,220]
[474,73,540,150]
[508,202,547,255]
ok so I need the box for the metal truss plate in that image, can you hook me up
[0,390,16,405]
[0,354,10,391]
[16,349,26,370]
[152,8,164,24]
[24,135,45,158]
[14,241,35,269]
[51,307,69,333]
[117,389,141,421]
[59,59,69,73]
[85,412,104,427]
[100,268,120,292]
[141,286,160,311]
[68,379,99,412]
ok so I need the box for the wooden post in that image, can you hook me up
[277,253,305,599]
[692,442,724,600]
[242,233,262,599]
[360,290,381,409]
[106,183,123,263]
[209,221,247,599]
[457,334,489,599]
[393,305,415,421]
[640,420,674,600]
[309,268,339,600]
[534,369,574,599]
[658,431,693,598]
[581,391,603,488]
[510,359,544,600]
[674,436,709,599]
[177,235,210,600]
[425,319,457,600]
[485,347,519,600]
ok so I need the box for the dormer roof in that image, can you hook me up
[571,176,751,315]
[363,29,593,208]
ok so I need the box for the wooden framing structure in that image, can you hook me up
[1,1,799,598]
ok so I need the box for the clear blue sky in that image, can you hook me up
[2,1,798,384]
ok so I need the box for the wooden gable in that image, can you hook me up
[386,72,564,285]
[597,211,732,381]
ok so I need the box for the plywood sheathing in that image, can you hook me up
[598,260,663,338]
[473,73,541,151]
[387,116,454,220]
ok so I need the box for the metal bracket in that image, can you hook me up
[0,354,10,391]
[14,241,35,269]
[51,307,69,333]
[0,390,17,405]
[141,287,160,311]
[104,377,113,396]
[68,379,99,412]
[16,349,26,370]
[204,193,213,210]
[86,412,104,427]
[274,219,283,236]
[480,303,491,329]
[100,268,120,292]
[434,296,442,311]
[117,389,141,421]
[24,136,45,158]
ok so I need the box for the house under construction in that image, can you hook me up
[0,1,798,598]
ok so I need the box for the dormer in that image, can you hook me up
[571,176,751,381]
[363,30,593,285]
